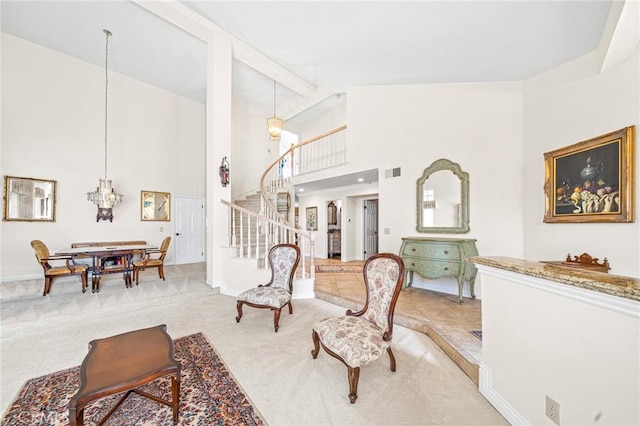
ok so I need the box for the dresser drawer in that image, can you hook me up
[401,242,461,260]
[403,256,461,278]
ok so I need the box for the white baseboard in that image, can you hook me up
[479,363,529,425]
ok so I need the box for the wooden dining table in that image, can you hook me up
[55,245,158,293]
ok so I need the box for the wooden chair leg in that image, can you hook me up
[159,265,165,280]
[347,366,360,404]
[43,277,52,296]
[287,301,293,314]
[387,347,397,372]
[311,330,320,358]
[134,268,139,285]
[81,272,88,293]
[235,301,244,323]
[273,308,282,332]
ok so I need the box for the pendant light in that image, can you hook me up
[267,80,284,141]
[87,29,123,222]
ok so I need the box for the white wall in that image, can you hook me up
[479,267,639,425]
[522,47,640,277]
[347,82,524,258]
[231,97,280,200]
[1,33,205,280]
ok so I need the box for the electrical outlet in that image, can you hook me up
[546,395,560,425]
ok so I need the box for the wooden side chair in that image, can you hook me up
[235,243,301,332]
[311,253,405,403]
[132,237,171,284]
[31,240,88,296]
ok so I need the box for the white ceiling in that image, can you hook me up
[2,0,613,124]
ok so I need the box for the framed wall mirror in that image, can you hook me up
[416,159,470,233]
[141,190,170,221]
[3,175,57,222]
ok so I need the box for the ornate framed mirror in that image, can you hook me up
[141,190,170,221]
[3,175,57,222]
[416,159,469,233]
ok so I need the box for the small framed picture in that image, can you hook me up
[306,206,318,231]
[543,126,635,223]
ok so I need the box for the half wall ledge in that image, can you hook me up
[468,256,639,302]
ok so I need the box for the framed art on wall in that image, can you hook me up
[3,175,57,222]
[306,206,318,231]
[543,126,635,223]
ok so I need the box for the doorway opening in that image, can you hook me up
[363,198,378,260]
[327,200,341,258]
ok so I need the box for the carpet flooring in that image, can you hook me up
[1,332,264,426]
[1,263,507,425]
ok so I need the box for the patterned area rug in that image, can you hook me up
[315,264,363,273]
[2,333,264,425]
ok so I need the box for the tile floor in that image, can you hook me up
[312,257,483,385]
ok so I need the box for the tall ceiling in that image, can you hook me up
[1,1,613,123]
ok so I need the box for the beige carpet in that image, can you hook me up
[0,264,507,425]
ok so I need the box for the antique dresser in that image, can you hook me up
[399,237,478,304]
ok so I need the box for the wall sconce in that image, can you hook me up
[267,81,284,141]
[219,157,229,187]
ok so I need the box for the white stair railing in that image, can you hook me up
[222,125,347,278]
[222,199,315,279]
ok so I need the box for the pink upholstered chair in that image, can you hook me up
[31,240,88,296]
[235,243,301,332]
[311,253,405,403]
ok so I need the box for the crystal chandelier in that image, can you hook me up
[87,29,123,222]
[267,80,284,141]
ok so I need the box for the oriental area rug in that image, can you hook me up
[1,333,264,426]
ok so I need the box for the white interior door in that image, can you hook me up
[173,196,204,264]
[363,199,378,260]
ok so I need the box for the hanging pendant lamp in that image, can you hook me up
[87,29,123,222]
[267,80,284,141]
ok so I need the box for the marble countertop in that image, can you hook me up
[469,256,640,302]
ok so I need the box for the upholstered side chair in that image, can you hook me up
[31,240,89,296]
[311,252,405,403]
[235,243,301,332]
[132,236,171,284]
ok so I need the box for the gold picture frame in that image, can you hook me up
[141,190,170,221]
[543,126,635,223]
[3,175,57,222]
[306,206,318,231]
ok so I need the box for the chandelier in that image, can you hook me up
[267,80,284,141]
[87,29,123,222]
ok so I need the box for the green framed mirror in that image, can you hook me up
[141,190,170,221]
[416,159,469,233]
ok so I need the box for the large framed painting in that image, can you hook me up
[3,175,57,222]
[543,126,635,223]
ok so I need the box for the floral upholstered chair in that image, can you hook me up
[31,240,89,296]
[311,253,405,403]
[235,243,301,332]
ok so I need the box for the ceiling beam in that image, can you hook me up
[133,0,319,98]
